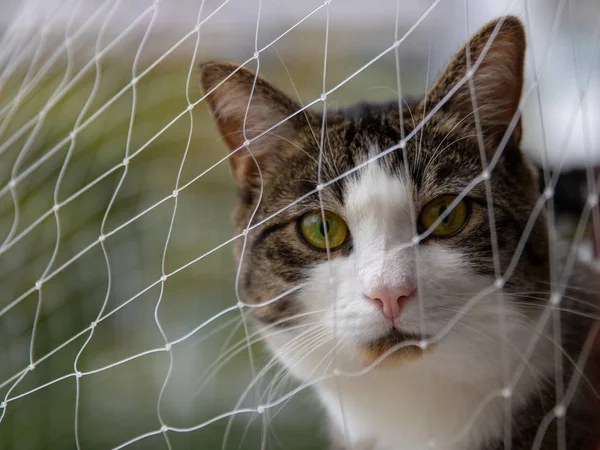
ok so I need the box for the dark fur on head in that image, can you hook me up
[200,16,600,450]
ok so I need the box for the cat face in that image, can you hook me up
[200,17,550,369]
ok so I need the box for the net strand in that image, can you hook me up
[151,0,201,447]
[463,6,517,448]
[313,1,354,449]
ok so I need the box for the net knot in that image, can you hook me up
[554,404,566,417]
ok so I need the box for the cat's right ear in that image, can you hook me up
[199,62,306,185]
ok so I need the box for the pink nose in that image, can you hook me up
[365,284,415,320]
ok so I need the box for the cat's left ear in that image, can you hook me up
[423,16,526,144]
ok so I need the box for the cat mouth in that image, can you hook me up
[371,329,423,350]
[358,329,430,365]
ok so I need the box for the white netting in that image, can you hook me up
[0,0,598,449]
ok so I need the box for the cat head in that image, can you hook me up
[199,17,549,371]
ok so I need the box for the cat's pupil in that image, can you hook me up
[319,220,329,237]
[439,205,450,224]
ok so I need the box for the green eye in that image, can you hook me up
[300,210,349,250]
[419,195,469,237]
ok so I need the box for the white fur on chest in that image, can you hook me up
[316,359,505,450]
[267,332,534,450]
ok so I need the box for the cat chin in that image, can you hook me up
[353,328,430,366]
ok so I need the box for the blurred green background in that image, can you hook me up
[0,0,598,449]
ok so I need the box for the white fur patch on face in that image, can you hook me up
[262,160,553,450]
[344,162,416,293]
[300,162,496,347]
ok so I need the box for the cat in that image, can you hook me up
[199,16,600,450]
